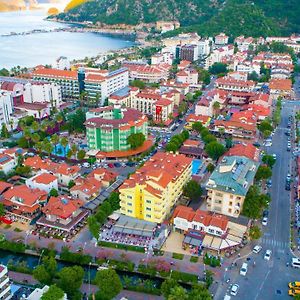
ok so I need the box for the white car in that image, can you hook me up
[272,153,277,159]
[230,284,239,296]
[253,245,262,254]
[240,263,248,276]
[264,249,272,261]
[262,217,268,226]
[265,142,272,147]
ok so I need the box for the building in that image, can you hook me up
[0,154,16,174]
[0,265,12,300]
[215,33,229,45]
[70,177,102,201]
[215,77,256,92]
[269,78,293,100]
[37,196,89,232]
[1,185,47,222]
[25,285,67,300]
[224,143,260,161]
[25,172,58,194]
[32,66,129,104]
[56,56,70,70]
[176,44,199,62]
[172,205,248,253]
[119,152,192,223]
[55,164,80,187]
[176,68,198,85]
[156,21,180,33]
[0,90,13,129]
[85,105,148,152]
[185,114,210,129]
[198,39,211,58]
[206,156,259,217]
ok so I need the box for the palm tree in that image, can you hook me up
[31,133,40,145]
[35,141,44,154]
[43,142,53,156]
[56,114,64,130]
[50,134,59,153]
[23,128,32,148]
[31,121,39,132]
[60,137,68,156]
[212,101,221,116]
[71,144,77,159]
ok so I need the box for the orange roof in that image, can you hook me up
[0,182,13,194]
[214,120,256,132]
[32,67,77,80]
[173,205,228,231]
[186,114,210,124]
[32,172,57,185]
[56,164,80,176]
[42,196,83,219]
[269,78,292,91]
[120,152,192,195]
[70,177,102,196]
[88,168,118,183]
[225,143,260,161]
[183,139,201,147]
[3,185,47,207]
[24,157,59,173]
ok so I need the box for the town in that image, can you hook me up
[0,29,299,300]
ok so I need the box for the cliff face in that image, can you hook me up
[0,0,26,12]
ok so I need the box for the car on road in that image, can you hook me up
[126,162,135,167]
[291,258,300,268]
[230,284,239,296]
[286,182,291,191]
[288,281,300,289]
[262,217,268,226]
[108,163,114,168]
[263,210,269,218]
[265,141,272,147]
[240,263,248,276]
[287,173,291,181]
[114,162,121,168]
[253,245,262,254]
[272,153,277,160]
[253,142,261,148]
[289,289,300,296]
[264,249,272,261]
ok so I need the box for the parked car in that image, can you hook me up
[108,163,114,168]
[240,263,248,276]
[264,249,272,261]
[262,217,268,226]
[230,284,239,296]
[114,162,121,168]
[263,210,269,218]
[253,245,262,254]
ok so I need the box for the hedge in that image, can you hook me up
[98,241,145,253]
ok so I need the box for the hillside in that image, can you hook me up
[56,0,300,37]
[0,0,26,12]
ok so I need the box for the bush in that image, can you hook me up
[7,260,33,274]
[190,256,198,263]
[0,240,25,253]
[172,253,184,260]
[170,270,198,283]
[60,247,92,265]
[98,241,145,253]
[203,253,221,267]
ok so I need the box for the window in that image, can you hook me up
[127,203,132,206]
[146,214,151,218]
[146,207,151,211]
[229,201,233,206]
[127,195,132,199]
[146,200,151,204]
[127,209,132,213]
[228,208,232,213]
[216,192,223,197]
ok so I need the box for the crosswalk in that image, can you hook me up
[261,237,289,252]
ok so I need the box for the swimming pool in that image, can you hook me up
[192,159,203,175]
[52,143,70,157]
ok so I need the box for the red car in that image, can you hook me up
[108,163,114,168]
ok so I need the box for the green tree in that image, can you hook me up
[196,68,210,85]
[161,279,178,299]
[0,68,9,76]
[60,137,68,149]
[17,137,28,148]
[0,203,5,216]
[249,225,262,240]
[43,142,53,156]
[31,133,41,145]
[88,216,100,239]
[192,122,203,133]
[33,256,57,285]
[15,165,31,176]
[248,71,259,82]
[207,163,215,173]
[57,266,84,298]
[49,188,58,197]
[127,133,146,149]
[41,285,65,300]
[255,165,272,181]
[262,155,276,168]
[101,201,112,215]
[130,79,145,89]
[66,149,73,159]
[258,120,273,134]
[50,134,59,152]
[202,134,216,144]
[209,63,228,75]
[94,269,122,300]
[183,180,202,201]
[0,124,9,139]
[205,141,226,160]
[77,149,86,160]
[204,270,214,288]
[168,286,188,300]
[95,209,107,225]
[189,284,212,300]
[178,102,188,116]
[68,180,75,189]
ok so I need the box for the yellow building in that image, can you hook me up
[185,114,211,130]
[119,152,192,223]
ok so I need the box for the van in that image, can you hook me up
[240,263,248,276]
[292,258,300,268]
[224,295,231,300]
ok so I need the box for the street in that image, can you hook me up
[215,101,300,300]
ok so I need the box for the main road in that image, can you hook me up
[216,100,300,300]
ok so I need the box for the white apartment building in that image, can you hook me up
[198,39,211,57]
[0,265,12,300]
[26,172,58,194]
[0,90,13,129]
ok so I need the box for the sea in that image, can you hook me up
[0,6,134,69]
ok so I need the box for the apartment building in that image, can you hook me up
[119,152,192,223]
[0,90,13,129]
[206,156,259,218]
[0,265,12,300]
[215,77,256,92]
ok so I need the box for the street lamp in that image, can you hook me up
[88,262,91,297]
[223,267,228,283]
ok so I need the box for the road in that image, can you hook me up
[216,101,300,300]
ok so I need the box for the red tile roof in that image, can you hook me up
[32,172,57,185]
[32,67,77,80]
[225,143,260,161]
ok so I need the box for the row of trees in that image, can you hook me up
[88,192,120,239]
[165,130,189,152]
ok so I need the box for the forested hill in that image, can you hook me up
[57,0,300,37]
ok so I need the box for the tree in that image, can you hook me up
[258,120,273,134]
[68,180,75,189]
[66,149,73,159]
[202,134,216,144]
[95,209,107,225]
[212,101,221,115]
[33,256,57,285]
[209,63,228,75]
[18,137,28,149]
[77,149,86,160]
[50,134,59,152]
[127,133,146,149]
[255,165,272,181]
[31,133,40,145]
[262,155,276,168]
[206,163,215,173]
[0,203,5,217]
[41,285,65,300]
[0,124,9,139]
[249,225,262,240]
[57,266,84,298]
[204,270,214,289]
[94,269,122,300]
[43,142,53,156]
[0,68,9,76]
[71,144,77,157]
[196,68,210,85]
[49,188,58,197]
[60,137,68,151]
[88,216,100,239]
[161,279,178,299]
[183,180,202,201]
[192,122,203,133]
[15,165,31,176]
[248,71,259,82]
[205,141,226,160]
[178,102,188,116]
[168,286,188,300]
[189,284,212,300]
[101,201,112,215]
[130,79,145,89]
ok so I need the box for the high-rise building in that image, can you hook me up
[0,265,12,300]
